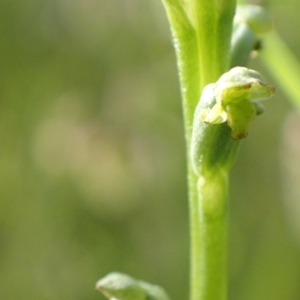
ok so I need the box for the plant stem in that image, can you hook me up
[189,169,229,300]
[161,2,236,300]
[188,2,235,300]
[187,168,202,300]
[190,0,236,88]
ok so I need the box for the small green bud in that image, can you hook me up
[96,273,146,300]
[96,272,171,300]
[234,4,274,36]
[230,22,256,67]
[230,5,274,67]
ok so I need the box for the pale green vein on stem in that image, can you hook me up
[187,168,202,300]
[259,32,300,110]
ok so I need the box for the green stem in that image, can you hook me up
[161,0,200,134]
[188,168,202,300]
[188,2,235,300]
[191,0,236,88]
[197,170,228,300]
[189,169,229,300]
[161,2,236,300]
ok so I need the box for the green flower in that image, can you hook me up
[200,67,275,140]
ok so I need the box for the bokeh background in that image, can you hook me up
[1,0,300,299]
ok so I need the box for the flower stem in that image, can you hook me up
[161,2,236,300]
[189,169,229,300]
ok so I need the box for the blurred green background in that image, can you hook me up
[1,0,300,299]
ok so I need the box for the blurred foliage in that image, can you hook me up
[1,0,300,299]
